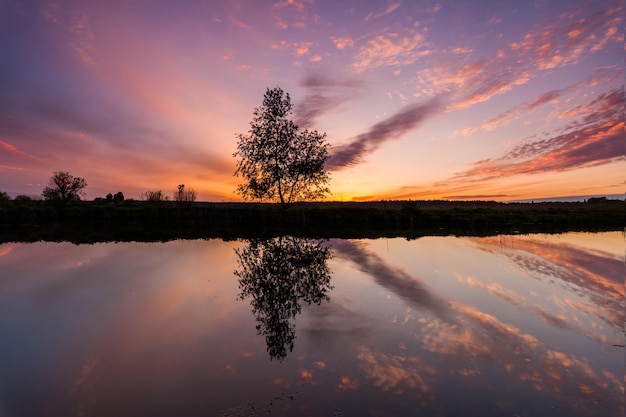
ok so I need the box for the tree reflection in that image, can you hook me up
[235,236,333,361]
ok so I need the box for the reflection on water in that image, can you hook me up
[235,237,332,361]
[0,232,622,417]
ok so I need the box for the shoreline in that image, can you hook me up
[1,199,623,243]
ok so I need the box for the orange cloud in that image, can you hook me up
[331,36,354,50]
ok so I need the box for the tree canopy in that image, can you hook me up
[234,87,330,206]
[42,171,87,202]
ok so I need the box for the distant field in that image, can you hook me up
[1,199,623,243]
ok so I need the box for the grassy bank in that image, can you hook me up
[0,199,623,243]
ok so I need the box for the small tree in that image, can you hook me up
[113,192,124,203]
[234,87,330,207]
[174,184,196,203]
[143,190,168,202]
[42,171,87,202]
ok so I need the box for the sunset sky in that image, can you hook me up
[0,0,623,201]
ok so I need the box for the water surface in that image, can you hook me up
[0,232,623,416]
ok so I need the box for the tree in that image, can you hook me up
[174,184,196,203]
[42,171,87,202]
[143,190,168,202]
[234,87,330,207]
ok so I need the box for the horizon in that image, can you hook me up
[1,0,623,202]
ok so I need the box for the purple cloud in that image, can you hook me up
[327,95,444,170]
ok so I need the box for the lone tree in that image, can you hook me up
[234,87,330,207]
[42,171,87,202]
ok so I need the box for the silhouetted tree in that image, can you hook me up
[113,191,124,203]
[0,191,9,204]
[106,193,113,202]
[14,195,34,203]
[235,236,333,361]
[42,171,87,202]
[234,87,330,207]
[143,190,168,202]
[174,184,196,203]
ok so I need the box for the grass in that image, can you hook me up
[0,199,623,243]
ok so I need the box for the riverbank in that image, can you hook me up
[1,199,623,243]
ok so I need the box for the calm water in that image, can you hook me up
[0,232,623,417]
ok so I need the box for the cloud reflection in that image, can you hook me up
[332,239,453,322]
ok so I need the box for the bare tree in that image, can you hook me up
[174,184,197,203]
[143,190,168,202]
[42,171,87,202]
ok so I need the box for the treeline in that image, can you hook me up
[0,199,623,243]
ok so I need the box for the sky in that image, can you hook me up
[0,0,623,202]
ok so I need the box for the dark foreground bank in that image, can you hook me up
[1,199,623,243]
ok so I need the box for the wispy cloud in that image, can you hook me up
[353,29,431,73]
[294,70,365,129]
[229,14,252,30]
[327,95,444,170]
[363,1,402,22]
[476,74,609,132]
[272,0,312,11]
[415,5,622,109]
[68,11,98,68]
[451,88,623,181]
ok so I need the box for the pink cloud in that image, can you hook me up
[353,30,431,73]
[272,0,312,11]
[415,5,622,110]
[363,1,402,22]
[331,36,354,50]
[327,95,444,169]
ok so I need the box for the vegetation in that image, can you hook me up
[143,190,169,202]
[234,87,330,207]
[174,184,196,203]
[42,171,87,202]
[0,199,623,243]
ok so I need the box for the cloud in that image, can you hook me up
[331,36,354,50]
[453,88,623,181]
[0,140,38,160]
[228,14,252,30]
[414,5,622,109]
[363,1,402,22]
[475,71,615,133]
[272,0,312,11]
[353,30,431,73]
[270,40,314,57]
[327,95,444,170]
[294,70,365,128]
[68,11,98,68]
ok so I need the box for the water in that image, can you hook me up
[0,232,623,417]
